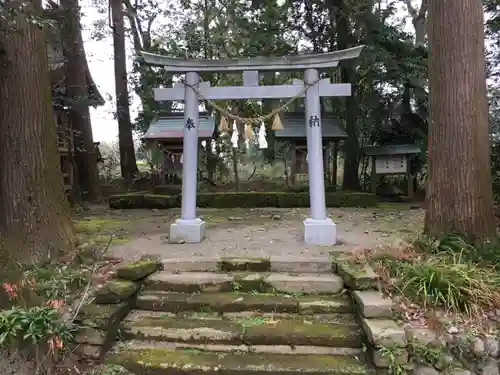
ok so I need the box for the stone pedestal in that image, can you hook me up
[169,219,206,244]
[303,218,336,246]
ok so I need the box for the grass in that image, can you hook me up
[357,233,500,317]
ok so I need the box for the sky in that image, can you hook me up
[80,1,415,145]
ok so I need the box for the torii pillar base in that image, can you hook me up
[169,218,206,244]
[304,218,337,246]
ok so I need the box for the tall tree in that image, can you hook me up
[425,0,496,239]
[0,0,76,269]
[111,0,138,180]
[60,0,100,201]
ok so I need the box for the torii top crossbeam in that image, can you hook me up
[139,46,364,72]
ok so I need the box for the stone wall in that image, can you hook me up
[334,256,500,375]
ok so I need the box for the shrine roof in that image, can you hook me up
[363,144,421,156]
[275,113,347,140]
[142,112,215,141]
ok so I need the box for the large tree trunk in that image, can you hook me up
[332,0,360,190]
[0,0,76,269]
[111,0,138,181]
[60,0,100,201]
[425,0,496,239]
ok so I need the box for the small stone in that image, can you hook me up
[228,216,243,221]
[75,344,101,359]
[117,259,160,281]
[94,280,138,304]
[480,360,500,375]
[372,347,408,368]
[352,290,393,318]
[74,327,106,345]
[362,318,406,346]
[405,328,437,345]
[451,370,472,375]
[272,214,282,221]
[414,364,439,375]
[176,240,186,244]
[472,337,486,357]
[435,354,454,371]
[484,337,499,357]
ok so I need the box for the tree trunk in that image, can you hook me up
[332,0,360,190]
[60,0,100,202]
[425,0,496,239]
[0,0,77,269]
[111,0,138,181]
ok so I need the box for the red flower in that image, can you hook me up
[2,283,18,298]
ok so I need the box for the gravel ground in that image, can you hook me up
[74,205,425,261]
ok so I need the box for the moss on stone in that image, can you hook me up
[242,318,363,347]
[297,294,353,314]
[106,347,373,375]
[220,273,272,293]
[333,257,379,290]
[74,217,128,234]
[95,280,139,304]
[76,303,130,328]
[136,291,299,313]
[217,257,271,272]
[117,260,160,281]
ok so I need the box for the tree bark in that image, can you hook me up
[425,0,496,239]
[60,0,100,201]
[111,0,138,180]
[0,0,77,269]
[331,0,360,191]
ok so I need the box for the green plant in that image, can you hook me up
[108,191,378,210]
[397,252,500,315]
[23,264,88,302]
[376,344,407,375]
[0,305,74,348]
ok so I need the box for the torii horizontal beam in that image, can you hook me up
[154,79,351,101]
[139,46,364,72]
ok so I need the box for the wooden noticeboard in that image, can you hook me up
[375,155,407,174]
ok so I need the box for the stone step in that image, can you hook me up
[107,341,374,375]
[162,256,334,274]
[145,271,344,294]
[122,313,363,348]
[135,291,353,314]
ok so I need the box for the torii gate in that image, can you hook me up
[140,46,364,245]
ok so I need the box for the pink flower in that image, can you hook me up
[2,283,18,298]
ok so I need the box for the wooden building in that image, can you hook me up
[46,5,105,191]
[142,112,215,182]
[275,112,347,186]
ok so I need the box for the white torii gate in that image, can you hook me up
[141,46,364,245]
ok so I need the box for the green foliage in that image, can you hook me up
[397,254,500,315]
[23,264,88,301]
[0,305,73,348]
[108,191,377,209]
[371,233,500,315]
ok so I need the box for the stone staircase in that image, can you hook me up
[105,257,382,375]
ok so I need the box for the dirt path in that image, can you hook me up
[74,204,424,261]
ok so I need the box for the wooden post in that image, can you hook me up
[291,145,297,185]
[370,156,377,194]
[332,141,338,188]
[407,155,414,199]
[323,146,330,186]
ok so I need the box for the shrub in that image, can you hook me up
[108,191,377,210]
